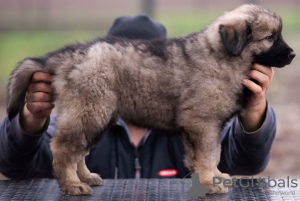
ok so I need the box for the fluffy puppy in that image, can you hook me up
[7,4,295,195]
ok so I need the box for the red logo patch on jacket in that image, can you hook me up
[158,169,178,177]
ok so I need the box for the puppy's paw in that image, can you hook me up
[213,169,231,180]
[208,183,228,194]
[81,173,103,186]
[61,182,92,195]
[220,173,231,180]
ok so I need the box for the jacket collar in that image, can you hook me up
[116,118,151,148]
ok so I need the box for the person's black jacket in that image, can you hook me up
[0,104,276,179]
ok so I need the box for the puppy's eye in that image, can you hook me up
[265,35,274,41]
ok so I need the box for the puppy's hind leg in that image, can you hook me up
[51,97,117,195]
[77,155,103,186]
[51,129,92,195]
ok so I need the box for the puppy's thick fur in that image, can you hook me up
[7,4,294,195]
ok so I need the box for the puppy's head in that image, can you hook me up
[219,4,295,68]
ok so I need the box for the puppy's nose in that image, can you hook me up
[288,51,296,59]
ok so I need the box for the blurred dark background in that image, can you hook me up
[0,0,299,179]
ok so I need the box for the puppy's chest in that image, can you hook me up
[206,70,247,108]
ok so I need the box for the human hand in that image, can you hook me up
[20,72,55,134]
[239,64,274,132]
[242,64,274,111]
[25,72,55,118]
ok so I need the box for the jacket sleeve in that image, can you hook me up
[218,103,276,175]
[0,113,55,179]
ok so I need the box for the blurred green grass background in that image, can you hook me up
[1,8,300,86]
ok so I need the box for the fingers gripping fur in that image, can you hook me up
[7,59,45,116]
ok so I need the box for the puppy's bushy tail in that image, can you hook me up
[7,58,46,117]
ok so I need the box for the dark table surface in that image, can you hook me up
[0,178,299,201]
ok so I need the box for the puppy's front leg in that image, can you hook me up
[181,120,229,194]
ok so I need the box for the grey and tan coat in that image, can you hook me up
[6,4,295,195]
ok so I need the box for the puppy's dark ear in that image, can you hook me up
[219,21,251,56]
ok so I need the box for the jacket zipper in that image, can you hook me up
[135,157,141,179]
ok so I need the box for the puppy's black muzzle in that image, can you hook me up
[254,35,296,68]
[288,51,296,59]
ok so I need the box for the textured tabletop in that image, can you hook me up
[0,178,300,201]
